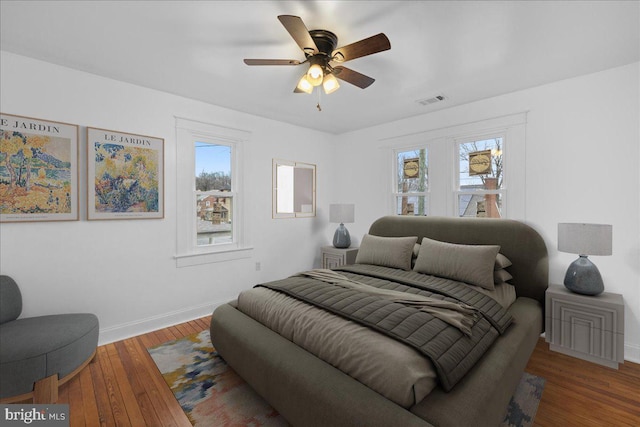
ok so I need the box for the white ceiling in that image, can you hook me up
[1,1,638,134]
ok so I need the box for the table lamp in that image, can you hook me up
[330,204,355,248]
[558,223,612,295]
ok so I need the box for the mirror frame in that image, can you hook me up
[272,159,316,218]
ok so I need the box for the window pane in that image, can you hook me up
[195,142,232,246]
[195,142,231,191]
[276,164,294,213]
[397,148,427,193]
[458,193,502,218]
[196,193,233,245]
[396,195,428,216]
[458,138,503,191]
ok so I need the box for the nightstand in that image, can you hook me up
[321,246,358,269]
[545,284,624,369]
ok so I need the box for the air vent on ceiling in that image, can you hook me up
[416,95,446,106]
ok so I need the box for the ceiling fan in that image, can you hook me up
[244,15,391,98]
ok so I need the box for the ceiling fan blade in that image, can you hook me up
[332,33,390,62]
[278,15,319,55]
[244,59,301,66]
[332,66,375,89]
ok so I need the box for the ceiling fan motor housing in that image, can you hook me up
[308,30,338,58]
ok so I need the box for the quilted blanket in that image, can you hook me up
[257,264,513,391]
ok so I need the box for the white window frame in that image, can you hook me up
[175,117,252,267]
[392,145,431,216]
[454,132,507,218]
[385,112,527,219]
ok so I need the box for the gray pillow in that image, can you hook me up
[494,253,513,270]
[413,237,500,290]
[355,234,418,271]
[494,269,513,284]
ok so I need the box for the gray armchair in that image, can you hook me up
[0,275,99,403]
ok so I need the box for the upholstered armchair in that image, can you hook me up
[0,275,99,403]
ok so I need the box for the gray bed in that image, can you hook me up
[210,216,548,426]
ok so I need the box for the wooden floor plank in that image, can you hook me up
[124,338,179,427]
[49,317,638,426]
[154,329,173,345]
[96,345,131,426]
[78,364,100,427]
[128,336,191,427]
[115,339,165,427]
[173,322,193,337]
[89,352,115,427]
[166,326,183,340]
[105,343,147,426]
[66,374,85,427]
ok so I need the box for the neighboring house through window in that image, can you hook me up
[175,117,251,267]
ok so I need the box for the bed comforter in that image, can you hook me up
[242,264,513,393]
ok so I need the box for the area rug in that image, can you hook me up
[148,329,545,427]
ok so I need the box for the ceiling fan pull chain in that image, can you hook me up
[317,88,322,111]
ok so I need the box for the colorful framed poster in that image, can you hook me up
[87,127,164,220]
[0,113,79,222]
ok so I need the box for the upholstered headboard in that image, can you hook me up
[368,216,549,306]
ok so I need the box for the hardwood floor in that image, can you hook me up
[26,316,640,426]
[526,339,640,427]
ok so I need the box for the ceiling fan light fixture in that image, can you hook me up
[296,74,314,94]
[323,73,340,94]
[307,63,324,86]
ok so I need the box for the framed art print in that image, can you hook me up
[87,127,164,220]
[0,113,79,222]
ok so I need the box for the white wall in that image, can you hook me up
[0,51,334,343]
[333,62,640,362]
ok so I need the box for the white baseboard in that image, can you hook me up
[625,342,640,364]
[97,299,226,346]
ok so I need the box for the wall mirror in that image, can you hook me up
[273,159,316,218]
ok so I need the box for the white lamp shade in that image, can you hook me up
[296,75,313,94]
[330,204,355,224]
[558,223,612,256]
[323,74,340,94]
[307,64,324,86]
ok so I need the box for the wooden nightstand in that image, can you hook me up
[545,284,624,369]
[321,246,358,269]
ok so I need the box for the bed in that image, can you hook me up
[210,216,548,427]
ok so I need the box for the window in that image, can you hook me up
[272,159,316,218]
[195,142,233,245]
[387,112,526,219]
[393,147,428,216]
[176,118,251,267]
[456,137,504,218]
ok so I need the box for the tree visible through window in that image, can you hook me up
[457,137,504,218]
[395,148,428,216]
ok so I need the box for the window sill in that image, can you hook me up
[175,246,254,268]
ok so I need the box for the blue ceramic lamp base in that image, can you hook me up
[563,255,604,296]
[333,223,351,248]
